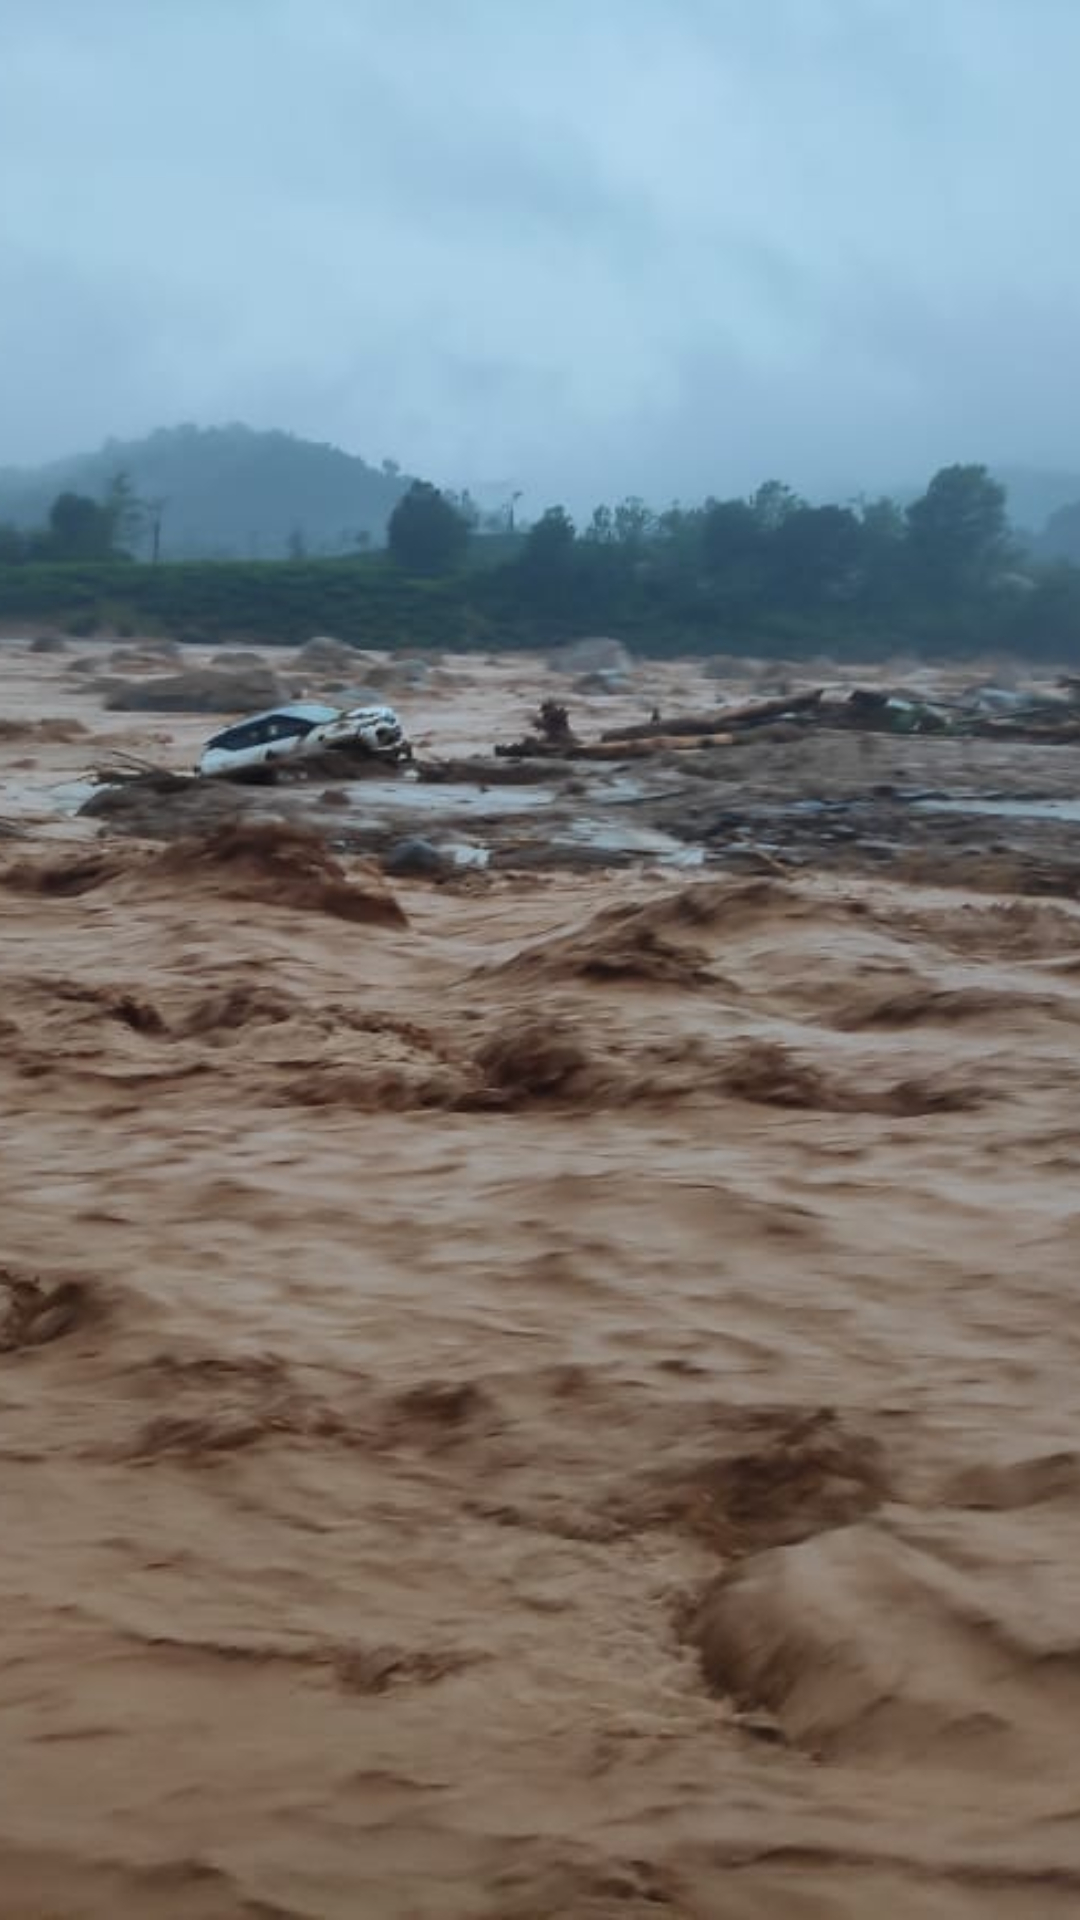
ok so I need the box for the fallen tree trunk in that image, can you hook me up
[599,688,822,742]
[569,734,733,758]
[495,739,575,759]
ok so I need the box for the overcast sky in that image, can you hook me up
[2,0,1078,512]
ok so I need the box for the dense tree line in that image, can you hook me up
[504,465,1021,628]
[384,460,1080,657]
[5,460,1080,659]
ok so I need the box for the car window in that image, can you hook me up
[206,721,262,752]
[207,714,315,752]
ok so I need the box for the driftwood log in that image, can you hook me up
[495,732,733,761]
[599,688,823,743]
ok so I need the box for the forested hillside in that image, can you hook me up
[0,425,411,560]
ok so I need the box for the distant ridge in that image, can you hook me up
[0,423,414,560]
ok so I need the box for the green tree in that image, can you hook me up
[520,506,576,574]
[612,496,654,553]
[751,480,801,530]
[906,464,1011,595]
[387,481,470,574]
[445,488,481,530]
[853,495,907,607]
[771,504,863,604]
[652,504,701,571]
[583,504,615,544]
[45,491,117,560]
[513,507,579,615]
[1001,562,1080,656]
[700,498,761,576]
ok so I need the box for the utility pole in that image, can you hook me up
[146,497,167,563]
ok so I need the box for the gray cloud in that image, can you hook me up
[2,0,1079,512]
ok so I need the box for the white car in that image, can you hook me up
[198,701,410,779]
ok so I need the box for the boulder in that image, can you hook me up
[294,635,359,672]
[363,659,431,692]
[106,644,182,673]
[382,837,447,879]
[548,636,631,675]
[212,649,267,669]
[104,667,283,714]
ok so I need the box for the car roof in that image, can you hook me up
[236,702,343,727]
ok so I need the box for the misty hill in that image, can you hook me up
[0,425,413,560]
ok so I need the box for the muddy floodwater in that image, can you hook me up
[3,638,1080,1917]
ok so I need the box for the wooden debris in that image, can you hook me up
[496,700,583,759]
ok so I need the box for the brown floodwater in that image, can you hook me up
[2,640,1080,1917]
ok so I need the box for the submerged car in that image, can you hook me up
[197,701,410,779]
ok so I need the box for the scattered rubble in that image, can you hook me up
[491,679,1080,768]
[9,655,1080,888]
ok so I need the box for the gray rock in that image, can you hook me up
[382,837,447,879]
[104,667,283,713]
[294,635,358,671]
[109,638,182,664]
[364,659,431,692]
[212,649,267,669]
[548,636,631,675]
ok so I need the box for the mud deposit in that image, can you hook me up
[3,643,1080,1916]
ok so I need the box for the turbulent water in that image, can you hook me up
[3,643,1080,1917]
